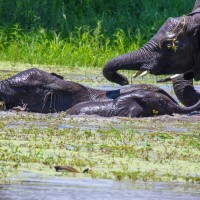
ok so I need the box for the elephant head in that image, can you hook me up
[103,0,200,85]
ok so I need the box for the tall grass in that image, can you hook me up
[0,0,194,68]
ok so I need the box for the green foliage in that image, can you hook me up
[0,0,193,35]
[0,0,194,67]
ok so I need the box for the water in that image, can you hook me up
[1,173,200,200]
[0,84,194,133]
[1,77,200,199]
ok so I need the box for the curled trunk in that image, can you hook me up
[103,42,157,85]
[173,77,200,107]
[173,98,200,114]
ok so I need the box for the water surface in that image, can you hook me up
[1,173,200,200]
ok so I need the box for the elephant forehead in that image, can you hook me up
[153,16,189,41]
[166,17,186,31]
[191,13,200,28]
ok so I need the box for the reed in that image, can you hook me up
[0,0,193,67]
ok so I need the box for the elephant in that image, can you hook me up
[172,72,200,107]
[0,68,118,113]
[0,68,200,117]
[103,0,200,86]
[67,88,200,117]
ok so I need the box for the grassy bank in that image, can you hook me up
[0,0,194,67]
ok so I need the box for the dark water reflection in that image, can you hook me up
[1,173,200,200]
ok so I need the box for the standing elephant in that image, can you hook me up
[103,0,200,85]
[0,68,200,117]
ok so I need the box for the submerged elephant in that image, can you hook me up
[103,0,200,85]
[67,88,200,117]
[0,68,200,117]
[0,68,115,113]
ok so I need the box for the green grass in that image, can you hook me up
[0,23,142,67]
[0,0,194,67]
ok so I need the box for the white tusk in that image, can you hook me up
[157,73,184,83]
[132,70,150,79]
[169,74,184,81]
[138,70,150,78]
[132,71,144,78]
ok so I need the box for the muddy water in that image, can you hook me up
[2,84,196,133]
[1,173,200,200]
[1,71,200,200]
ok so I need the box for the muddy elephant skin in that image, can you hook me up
[67,85,200,117]
[0,68,119,113]
[0,68,199,117]
[172,74,200,107]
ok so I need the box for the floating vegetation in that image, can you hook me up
[0,64,200,184]
[0,110,200,184]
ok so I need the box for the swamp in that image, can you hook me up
[0,63,200,199]
[0,0,200,199]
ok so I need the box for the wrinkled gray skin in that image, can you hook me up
[103,0,200,85]
[173,75,200,107]
[67,89,200,118]
[0,68,200,117]
[0,68,116,113]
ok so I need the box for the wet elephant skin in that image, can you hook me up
[0,68,200,117]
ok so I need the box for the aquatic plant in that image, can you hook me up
[0,111,200,183]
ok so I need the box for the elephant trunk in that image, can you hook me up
[103,42,157,85]
[173,77,200,107]
[173,98,200,114]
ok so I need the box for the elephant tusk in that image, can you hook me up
[138,70,150,78]
[157,74,184,83]
[132,70,144,78]
[132,70,149,79]
[169,74,184,80]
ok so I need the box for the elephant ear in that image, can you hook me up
[187,4,200,81]
[50,72,64,80]
[189,12,200,81]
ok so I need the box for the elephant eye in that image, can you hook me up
[159,99,166,105]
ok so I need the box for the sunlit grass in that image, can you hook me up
[0,0,193,67]
[0,23,142,67]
